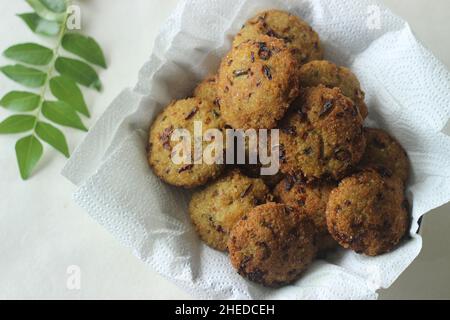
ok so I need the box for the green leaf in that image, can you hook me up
[15,135,43,180]
[42,100,87,131]
[26,0,65,22]
[50,76,89,117]
[0,91,40,112]
[40,0,67,13]
[18,12,61,36]
[4,43,53,66]
[35,121,69,157]
[0,64,47,88]
[62,33,107,68]
[55,57,102,91]
[0,115,35,134]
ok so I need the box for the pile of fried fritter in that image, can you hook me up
[147,10,410,288]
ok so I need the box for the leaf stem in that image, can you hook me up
[32,3,70,134]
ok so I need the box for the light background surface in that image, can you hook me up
[0,0,449,299]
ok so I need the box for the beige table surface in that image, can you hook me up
[0,0,449,300]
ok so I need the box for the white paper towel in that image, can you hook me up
[62,0,450,299]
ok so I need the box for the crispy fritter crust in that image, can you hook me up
[148,97,225,188]
[326,169,409,256]
[228,203,317,287]
[360,128,410,184]
[274,177,337,251]
[189,169,270,251]
[299,60,368,119]
[234,10,323,64]
[194,75,218,105]
[279,86,366,180]
[217,35,300,130]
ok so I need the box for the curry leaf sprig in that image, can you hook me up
[0,0,107,180]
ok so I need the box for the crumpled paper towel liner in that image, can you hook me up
[62,0,450,299]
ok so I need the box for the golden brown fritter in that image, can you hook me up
[274,177,337,251]
[217,35,300,130]
[360,128,410,184]
[189,169,271,251]
[228,203,317,287]
[234,10,323,65]
[299,60,368,119]
[326,169,409,256]
[148,98,225,188]
[194,75,218,105]
[279,86,366,180]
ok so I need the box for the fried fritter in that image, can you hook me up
[279,86,366,180]
[274,177,337,251]
[360,128,410,184]
[234,9,323,64]
[299,60,368,119]
[228,203,317,287]
[326,169,409,256]
[189,169,270,251]
[217,35,300,130]
[148,98,225,188]
[194,75,218,105]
